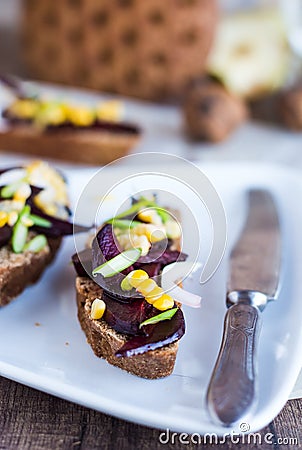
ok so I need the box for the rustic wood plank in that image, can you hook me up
[0,376,301,450]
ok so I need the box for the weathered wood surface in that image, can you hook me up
[0,376,300,450]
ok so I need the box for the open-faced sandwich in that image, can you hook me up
[73,197,201,379]
[0,79,141,165]
[0,161,89,306]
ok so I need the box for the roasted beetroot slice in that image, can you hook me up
[72,248,92,277]
[103,292,154,335]
[136,262,162,278]
[91,225,139,300]
[96,224,120,260]
[136,245,187,265]
[115,308,185,357]
[30,205,90,237]
[0,225,12,248]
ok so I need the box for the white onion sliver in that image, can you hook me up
[169,283,201,308]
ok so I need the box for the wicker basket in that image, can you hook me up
[22,0,218,100]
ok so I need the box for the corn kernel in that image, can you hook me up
[96,100,123,122]
[7,211,18,227]
[165,219,182,239]
[67,106,95,126]
[90,298,106,320]
[121,269,149,291]
[137,208,162,226]
[9,99,39,119]
[0,211,8,228]
[153,294,175,311]
[44,205,57,216]
[127,270,149,288]
[13,183,31,202]
[129,234,150,256]
[136,223,166,243]
[145,286,164,304]
[136,278,157,296]
[35,103,66,126]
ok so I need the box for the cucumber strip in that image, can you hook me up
[139,307,178,328]
[24,234,47,252]
[92,247,142,278]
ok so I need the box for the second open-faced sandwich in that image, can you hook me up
[0,81,141,165]
[0,161,89,306]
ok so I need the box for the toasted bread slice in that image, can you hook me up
[0,236,61,306]
[76,276,179,379]
[0,125,140,165]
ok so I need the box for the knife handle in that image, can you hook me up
[207,301,262,426]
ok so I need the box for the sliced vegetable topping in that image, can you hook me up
[139,307,178,329]
[162,284,202,308]
[4,98,124,128]
[0,180,23,199]
[92,247,142,278]
[90,298,106,320]
[0,161,91,253]
[107,219,140,229]
[120,269,149,291]
[153,294,175,311]
[28,214,51,228]
[24,234,47,252]
[11,205,30,253]
[136,278,157,296]
[113,199,156,220]
[115,307,185,358]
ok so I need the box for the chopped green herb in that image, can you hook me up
[106,219,140,229]
[113,199,156,220]
[24,234,47,252]
[139,307,178,328]
[29,214,51,228]
[11,205,31,253]
[92,247,142,278]
[153,207,170,224]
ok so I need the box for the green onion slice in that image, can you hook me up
[139,307,178,329]
[113,199,156,220]
[29,214,51,228]
[24,234,47,252]
[92,247,142,278]
[153,207,170,224]
[11,205,31,253]
[106,219,140,229]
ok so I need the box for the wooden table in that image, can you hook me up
[0,376,300,450]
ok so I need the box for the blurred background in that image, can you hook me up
[0,0,302,164]
[0,0,300,98]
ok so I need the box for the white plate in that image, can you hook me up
[0,157,301,435]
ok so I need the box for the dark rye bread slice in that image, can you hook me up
[0,236,62,306]
[0,125,140,165]
[76,276,179,379]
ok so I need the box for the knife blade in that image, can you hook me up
[207,190,281,426]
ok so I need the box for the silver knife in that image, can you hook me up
[207,190,281,426]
